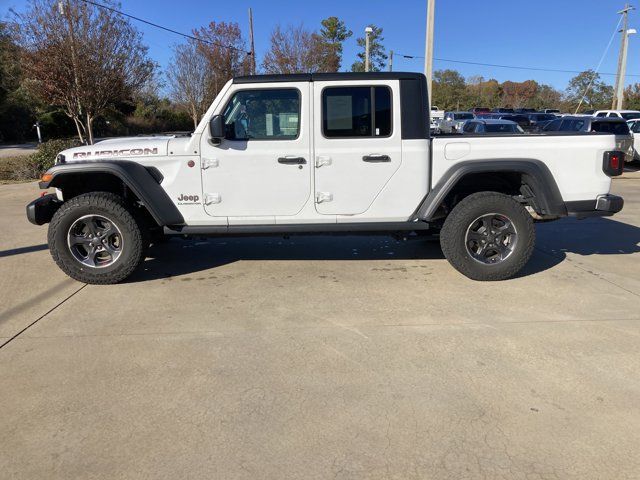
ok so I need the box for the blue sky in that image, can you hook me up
[2,0,638,90]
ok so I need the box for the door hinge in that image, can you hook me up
[316,192,333,203]
[204,193,221,205]
[315,156,332,168]
[202,157,219,169]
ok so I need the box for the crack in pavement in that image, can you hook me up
[0,284,87,350]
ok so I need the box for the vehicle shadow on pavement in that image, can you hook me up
[129,231,567,283]
[129,216,640,282]
[129,235,447,282]
[0,244,48,258]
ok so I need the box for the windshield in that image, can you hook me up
[454,113,474,120]
[620,112,640,120]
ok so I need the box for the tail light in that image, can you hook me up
[603,151,624,176]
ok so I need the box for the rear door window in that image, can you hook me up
[322,86,392,138]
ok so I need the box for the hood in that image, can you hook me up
[61,136,172,162]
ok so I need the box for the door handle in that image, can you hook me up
[278,156,307,165]
[362,154,391,162]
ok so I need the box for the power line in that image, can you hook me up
[77,0,252,55]
[394,53,640,78]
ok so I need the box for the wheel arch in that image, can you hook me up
[414,159,567,221]
[41,160,184,226]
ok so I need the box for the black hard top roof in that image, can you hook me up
[233,72,425,84]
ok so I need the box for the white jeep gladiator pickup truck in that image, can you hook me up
[27,72,625,284]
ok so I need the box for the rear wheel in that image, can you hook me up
[440,192,535,281]
[48,192,145,284]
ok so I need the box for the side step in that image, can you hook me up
[164,221,430,236]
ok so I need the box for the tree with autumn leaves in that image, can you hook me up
[14,0,155,144]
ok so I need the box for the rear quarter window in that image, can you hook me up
[592,122,630,135]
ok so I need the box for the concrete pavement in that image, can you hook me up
[1,175,639,479]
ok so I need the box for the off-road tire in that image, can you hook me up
[48,192,144,284]
[440,192,535,281]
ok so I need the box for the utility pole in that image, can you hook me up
[612,3,635,109]
[248,8,256,75]
[365,26,373,72]
[388,50,394,72]
[424,0,436,109]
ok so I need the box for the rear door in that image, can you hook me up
[312,81,401,215]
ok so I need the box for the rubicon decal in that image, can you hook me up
[72,147,158,159]
[177,194,200,205]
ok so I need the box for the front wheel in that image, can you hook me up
[48,192,145,284]
[440,192,535,281]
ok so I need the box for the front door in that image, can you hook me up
[200,83,311,218]
[313,81,402,215]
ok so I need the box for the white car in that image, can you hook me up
[27,72,625,284]
[594,109,640,121]
[626,118,640,161]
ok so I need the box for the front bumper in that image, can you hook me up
[565,194,624,219]
[26,193,62,225]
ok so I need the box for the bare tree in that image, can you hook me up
[14,0,154,144]
[262,24,330,74]
[193,21,250,97]
[166,40,210,130]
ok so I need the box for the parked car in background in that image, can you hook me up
[542,109,560,115]
[514,108,537,114]
[430,105,445,132]
[462,119,524,134]
[626,119,640,161]
[527,113,558,131]
[471,107,491,115]
[543,116,634,161]
[594,109,640,120]
[495,114,532,131]
[439,111,474,133]
[492,108,515,113]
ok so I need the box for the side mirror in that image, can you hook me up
[209,114,225,140]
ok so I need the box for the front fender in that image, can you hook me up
[40,160,184,226]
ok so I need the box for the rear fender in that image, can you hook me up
[413,159,567,221]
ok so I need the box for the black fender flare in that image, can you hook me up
[41,160,184,226]
[413,159,567,221]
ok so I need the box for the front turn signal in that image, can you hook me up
[40,173,53,183]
